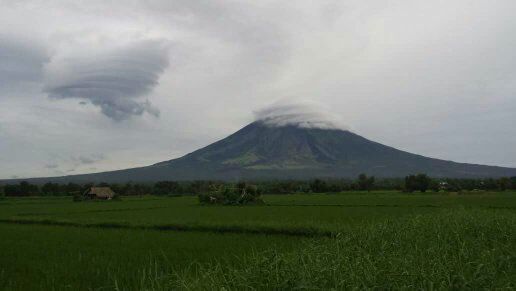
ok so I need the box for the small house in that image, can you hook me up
[83,187,115,200]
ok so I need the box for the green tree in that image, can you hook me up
[310,179,328,193]
[497,177,510,191]
[510,177,516,190]
[429,179,440,192]
[199,182,263,205]
[415,174,431,193]
[405,174,431,193]
[154,181,181,195]
[19,181,39,196]
[64,183,81,196]
[404,175,417,192]
[357,174,375,192]
[41,182,60,196]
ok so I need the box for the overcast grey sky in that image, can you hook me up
[1,0,515,179]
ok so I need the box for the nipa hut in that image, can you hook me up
[83,187,116,200]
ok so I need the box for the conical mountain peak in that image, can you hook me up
[12,120,516,183]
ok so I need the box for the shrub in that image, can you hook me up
[404,174,431,192]
[199,183,264,205]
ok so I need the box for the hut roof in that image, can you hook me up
[85,187,115,198]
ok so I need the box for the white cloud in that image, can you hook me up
[1,0,516,178]
[254,100,349,130]
[43,40,169,120]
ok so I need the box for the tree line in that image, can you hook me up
[1,175,516,197]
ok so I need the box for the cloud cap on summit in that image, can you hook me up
[254,100,349,130]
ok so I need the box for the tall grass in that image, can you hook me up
[2,194,516,290]
[0,224,304,290]
[167,209,516,290]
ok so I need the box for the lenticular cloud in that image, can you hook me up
[43,40,168,121]
[254,100,348,130]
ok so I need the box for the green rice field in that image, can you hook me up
[1,192,516,290]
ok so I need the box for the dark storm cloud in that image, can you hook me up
[0,35,49,87]
[43,40,169,120]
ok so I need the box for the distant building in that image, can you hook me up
[83,187,115,200]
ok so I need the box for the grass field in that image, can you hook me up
[1,191,516,290]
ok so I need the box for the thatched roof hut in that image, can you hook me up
[83,187,115,200]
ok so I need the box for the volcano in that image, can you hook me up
[21,121,516,183]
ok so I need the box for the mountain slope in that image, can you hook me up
[16,121,516,183]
